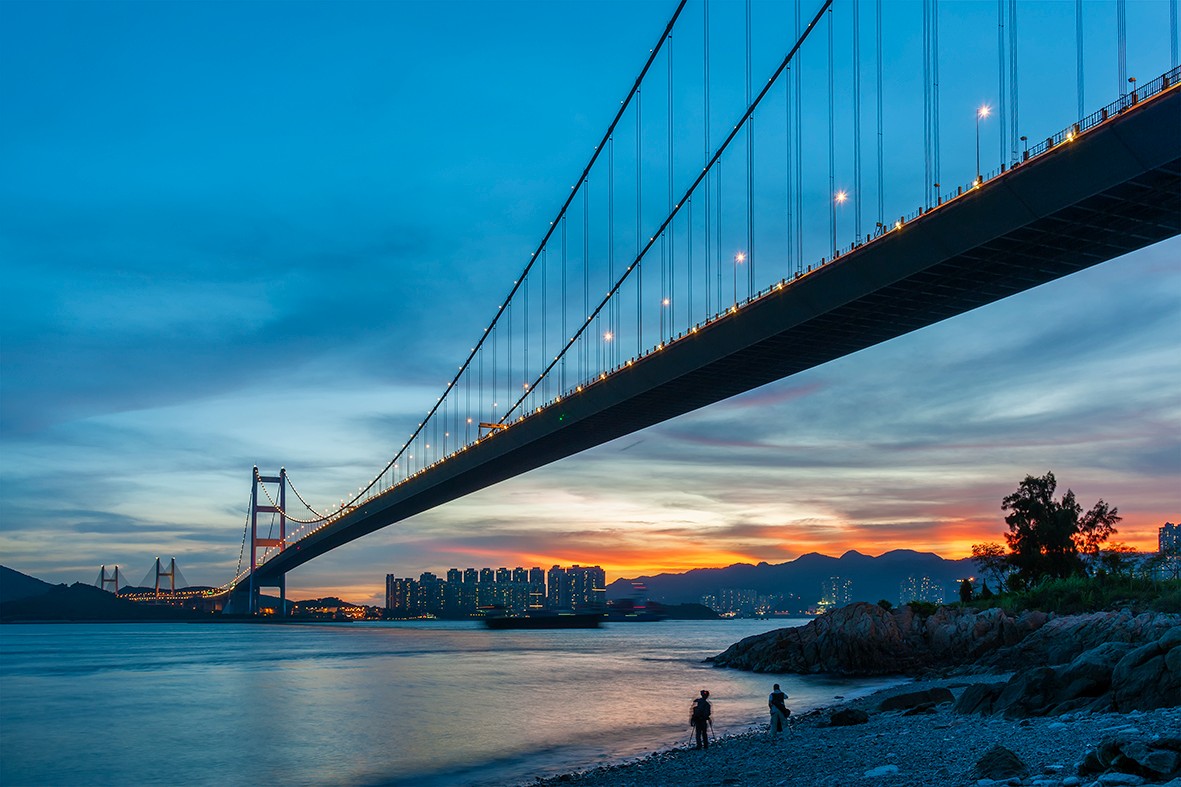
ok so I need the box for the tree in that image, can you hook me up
[1001,471,1121,582]
[1096,542,1137,578]
[971,542,1011,592]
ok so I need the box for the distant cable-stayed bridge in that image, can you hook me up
[195,0,1177,613]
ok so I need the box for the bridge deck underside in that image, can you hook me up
[247,87,1180,585]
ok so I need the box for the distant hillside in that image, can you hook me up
[0,565,55,603]
[606,550,974,607]
[0,582,208,622]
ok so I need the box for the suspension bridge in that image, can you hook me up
[173,0,1176,614]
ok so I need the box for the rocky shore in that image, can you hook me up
[529,677,1181,787]
[708,604,1178,679]
[530,607,1180,786]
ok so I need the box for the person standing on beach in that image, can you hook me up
[689,689,712,749]
[768,683,790,737]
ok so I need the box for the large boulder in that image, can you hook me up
[1111,626,1181,712]
[1058,641,1138,698]
[828,708,869,726]
[709,602,1045,676]
[709,602,913,675]
[954,681,1006,715]
[978,612,1180,673]
[878,687,954,712]
[1080,734,1181,781]
[975,744,1029,780]
[955,628,1181,718]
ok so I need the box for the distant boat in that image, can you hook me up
[605,581,666,622]
[605,608,666,622]
[482,610,603,629]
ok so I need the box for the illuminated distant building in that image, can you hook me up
[528,567,546,609]
[899,575,945,606]
[712,588,757,616]
[386,575,413,611]
[818,576,852,612]
[1158,523,1181,581]
[1160,522,1179,555]
[547,565,606,610]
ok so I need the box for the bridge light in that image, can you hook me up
[976,105,991,183]
[603,331,613,341]
[834,190,848,204]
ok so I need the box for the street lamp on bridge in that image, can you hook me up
[733,251,746,307]
[834,190,848,256]
[976,104,991,185]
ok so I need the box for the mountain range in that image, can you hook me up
[607,549,975,607]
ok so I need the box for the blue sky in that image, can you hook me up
[1,0,1178,605]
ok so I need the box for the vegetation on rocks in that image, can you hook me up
[961,470,1179,614]
[967,574,1181,615]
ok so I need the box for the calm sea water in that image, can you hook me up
[0,620,899,786]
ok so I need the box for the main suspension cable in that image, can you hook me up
[504,0,833,421]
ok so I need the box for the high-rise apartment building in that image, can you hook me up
[818,576,853,612]
[546,565,569,609]
[386,575,413,611]
[572,565,606,609]
[1160,522,1179,555]
[528,567,546,609]
[899,575,945,606]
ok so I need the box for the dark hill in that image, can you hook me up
[0,582,207,622]
[606,550,973,607]
[0,565,54,603]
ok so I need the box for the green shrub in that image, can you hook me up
[906,600,939,616]
[962,575,1180,615]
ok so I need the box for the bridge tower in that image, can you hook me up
[153,557,176,596]
[98,565,122,594]
[248,466,288,615]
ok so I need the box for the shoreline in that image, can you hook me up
[526,676,1181,786]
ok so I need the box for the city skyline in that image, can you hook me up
[385,563,606,617]
[1,0,1178,607]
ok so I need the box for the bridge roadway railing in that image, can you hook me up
[226,76,1180,589]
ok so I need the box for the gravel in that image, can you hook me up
[525,677,1181,787]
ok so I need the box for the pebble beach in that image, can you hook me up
[530,677,1181,787]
